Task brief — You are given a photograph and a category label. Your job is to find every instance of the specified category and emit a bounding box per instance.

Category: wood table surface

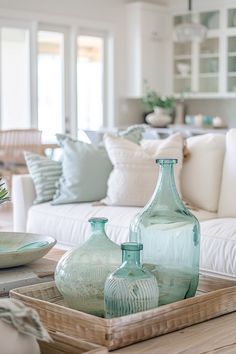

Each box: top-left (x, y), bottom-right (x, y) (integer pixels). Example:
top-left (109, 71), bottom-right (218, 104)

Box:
top-left (19, 248), bottom-right (236, 354)
top-left (114, 311), bottom-right (236, 353)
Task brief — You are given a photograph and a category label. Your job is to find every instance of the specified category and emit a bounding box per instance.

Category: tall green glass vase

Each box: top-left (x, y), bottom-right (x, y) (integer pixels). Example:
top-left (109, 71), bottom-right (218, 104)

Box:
top-left (104, 242), bottom-right (159, 318)
top-left (55, 217), bottom-right (121, 317)
top-left (129, 159), bottom-right (200, 306)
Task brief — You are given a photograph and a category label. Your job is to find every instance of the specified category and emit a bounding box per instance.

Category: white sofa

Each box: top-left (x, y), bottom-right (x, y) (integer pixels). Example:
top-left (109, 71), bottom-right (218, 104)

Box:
top-left (12, 129), bottom-right (236, 280)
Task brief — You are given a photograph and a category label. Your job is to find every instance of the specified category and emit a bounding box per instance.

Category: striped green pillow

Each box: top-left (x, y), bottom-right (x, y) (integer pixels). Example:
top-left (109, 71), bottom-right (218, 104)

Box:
top-left (24, 151), bottom-right (62, 204)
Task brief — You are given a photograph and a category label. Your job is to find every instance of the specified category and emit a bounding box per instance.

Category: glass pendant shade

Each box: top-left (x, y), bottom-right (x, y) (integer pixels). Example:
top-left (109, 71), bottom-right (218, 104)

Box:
top-left (174, 23), bottom-right (207, 43)
top-left (104, 242), bottom-right (159, 318)
top-left (55, 217), bottom-right (121, 317)
top-left (173, 0), bottom-right (207, 43)
top-left (129, 159), bottom-right (200, 306)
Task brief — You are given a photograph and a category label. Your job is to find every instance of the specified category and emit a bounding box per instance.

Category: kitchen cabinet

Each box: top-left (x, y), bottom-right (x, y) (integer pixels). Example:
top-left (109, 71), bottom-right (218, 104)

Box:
top-left (172, 5), bottom-right (236, 97)
top-left (125, 2), bottom-right (171, 98)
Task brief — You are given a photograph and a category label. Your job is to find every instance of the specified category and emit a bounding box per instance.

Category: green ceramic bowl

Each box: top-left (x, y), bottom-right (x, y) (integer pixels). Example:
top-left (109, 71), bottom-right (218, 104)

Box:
top-left (0, 232), bottom-right (56, 268)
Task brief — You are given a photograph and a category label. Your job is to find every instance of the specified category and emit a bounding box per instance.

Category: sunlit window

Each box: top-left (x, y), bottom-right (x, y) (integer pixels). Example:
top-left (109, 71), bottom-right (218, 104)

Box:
top-left (77, 35), bottom-right (104, 130)
top-left (1, 27), bottom-right (30, 129)
top-left (38, 31), bottom-right (64, 142)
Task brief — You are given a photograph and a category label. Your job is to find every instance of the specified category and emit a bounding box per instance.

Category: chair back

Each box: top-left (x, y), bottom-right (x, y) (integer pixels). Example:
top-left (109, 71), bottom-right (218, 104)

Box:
top-left (0, 129), bottom-right (42, 165)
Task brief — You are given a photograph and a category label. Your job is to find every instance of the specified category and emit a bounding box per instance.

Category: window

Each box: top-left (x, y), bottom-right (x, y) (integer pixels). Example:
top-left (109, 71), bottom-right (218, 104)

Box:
top-left (77, 35), bottom-right (104, 130)
top-left (0, 16), bottom-right (113, 137)
top-left (38, 30), bottom-right (64, 142)
top-left (1, 27), bottom-right (30, 129)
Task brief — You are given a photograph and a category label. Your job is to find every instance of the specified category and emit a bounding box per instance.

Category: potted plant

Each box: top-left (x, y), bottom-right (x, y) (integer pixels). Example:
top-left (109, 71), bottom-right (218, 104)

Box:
top-left (142, 84), bottom-right (175, 127)
top-left (0, 177), bottom-right (9, 205)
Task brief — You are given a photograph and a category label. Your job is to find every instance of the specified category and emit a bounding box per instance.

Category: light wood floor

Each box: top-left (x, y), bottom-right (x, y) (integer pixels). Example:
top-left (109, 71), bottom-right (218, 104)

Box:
top-left (0, 202), bottom-right (13, 231)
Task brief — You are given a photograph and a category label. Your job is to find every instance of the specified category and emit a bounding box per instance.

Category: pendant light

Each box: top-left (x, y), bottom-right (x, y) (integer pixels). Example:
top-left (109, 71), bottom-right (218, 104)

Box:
top-left (174, 0), bottom-right (207, 43)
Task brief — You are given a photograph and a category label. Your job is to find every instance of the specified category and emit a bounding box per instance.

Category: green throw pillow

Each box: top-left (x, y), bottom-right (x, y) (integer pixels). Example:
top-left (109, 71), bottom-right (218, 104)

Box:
top-left (52, 125), bottom-right (145, 205)
top-left (24, 151), bottom-right (62, 204)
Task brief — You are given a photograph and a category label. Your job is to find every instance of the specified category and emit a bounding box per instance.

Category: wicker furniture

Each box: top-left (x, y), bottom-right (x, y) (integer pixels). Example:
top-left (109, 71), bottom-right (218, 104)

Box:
top-left (0, 129), bottom-right (42, 188)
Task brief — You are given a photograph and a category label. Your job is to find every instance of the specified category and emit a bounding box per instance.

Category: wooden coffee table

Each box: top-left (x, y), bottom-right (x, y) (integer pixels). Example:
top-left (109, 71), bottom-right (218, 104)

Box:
top-left (114, 311), bottom-right (236, 353)
top-left (0, 248), bottom-right (64, 297)
top-left (6, 248), bottom-right (236, 353)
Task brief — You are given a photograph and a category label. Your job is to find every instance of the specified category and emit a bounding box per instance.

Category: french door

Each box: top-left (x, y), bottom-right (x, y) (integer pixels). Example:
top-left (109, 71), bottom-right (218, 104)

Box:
top-left (0, 19), bottom-right (111, 141)
top-left (0, 20), bottom-right (32, 130)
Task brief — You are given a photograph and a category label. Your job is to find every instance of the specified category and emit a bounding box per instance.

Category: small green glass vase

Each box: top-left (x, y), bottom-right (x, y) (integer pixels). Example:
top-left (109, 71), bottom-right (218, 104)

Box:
top-left (55, 217), bottom-right (121, 317)
top-left (104, 242), bottom-right (159, 318)
top-left (129, 159), bottom-right (200, 306)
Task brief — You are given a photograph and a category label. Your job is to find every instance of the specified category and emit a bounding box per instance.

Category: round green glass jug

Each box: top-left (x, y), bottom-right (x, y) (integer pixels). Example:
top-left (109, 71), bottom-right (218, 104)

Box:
top-left (104, 242), bottom-right (159, 318)
top-left (55, 217), bottom-right (121, 317)
top-left (129, 159), bottom-right (200, 306)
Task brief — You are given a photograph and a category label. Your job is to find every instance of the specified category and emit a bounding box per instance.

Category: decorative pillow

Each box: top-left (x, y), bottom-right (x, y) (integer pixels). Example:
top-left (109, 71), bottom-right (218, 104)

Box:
top-left (102, 133), bottom-right (184, 207)
top-left (52, 140), bottom-right (112, 204)
top-left (52, 125), bottom-right (145, 205)
top-left (218, 129), bottom-right (236, 217)
top-left (24, 151), bottom-right (62, 204)
top-left (181, 134), bottom-right (225, 213)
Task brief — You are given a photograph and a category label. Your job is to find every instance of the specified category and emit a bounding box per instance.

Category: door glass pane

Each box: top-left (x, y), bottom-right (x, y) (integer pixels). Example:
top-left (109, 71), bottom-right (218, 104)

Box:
top-left (200, 11), bottom-right (219, 29)
top-left (1, 27), bottom-right (30, 129)
top-left (77, 35), bottom-right (104, 130)
top-left (227, 37), bottom-right (236, 92)
top-left (173, 14), bottom-right (192, 26)
top-left (228, 9), bottom-right (236, 28)
top-left (38, 31), bottom-right (64, 142)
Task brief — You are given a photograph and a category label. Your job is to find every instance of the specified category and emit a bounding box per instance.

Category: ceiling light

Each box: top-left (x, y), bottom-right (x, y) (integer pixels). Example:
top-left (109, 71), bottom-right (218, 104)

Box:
top-left (173, 0), bottom-right (207, 43)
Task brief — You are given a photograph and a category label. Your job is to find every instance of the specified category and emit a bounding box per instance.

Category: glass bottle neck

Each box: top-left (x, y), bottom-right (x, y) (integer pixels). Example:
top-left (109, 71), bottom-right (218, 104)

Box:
top-left (122, 249), bottom-right (141, 267)
top-left (152, 161), bottom-right (183, 209)
top-left (90, 222), bottom-right (106, 232)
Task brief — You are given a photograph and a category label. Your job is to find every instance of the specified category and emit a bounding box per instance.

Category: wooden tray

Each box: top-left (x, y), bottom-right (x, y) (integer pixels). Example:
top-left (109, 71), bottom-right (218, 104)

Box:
top-left (10, 275), bottom-right (236, 351)
top-left (39, 331), bottom-right (108, 354)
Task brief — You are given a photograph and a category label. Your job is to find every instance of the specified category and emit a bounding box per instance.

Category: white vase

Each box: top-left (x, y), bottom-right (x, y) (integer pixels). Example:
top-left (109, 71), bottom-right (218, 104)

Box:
top-left (146, 107), bottom-right (172, 128)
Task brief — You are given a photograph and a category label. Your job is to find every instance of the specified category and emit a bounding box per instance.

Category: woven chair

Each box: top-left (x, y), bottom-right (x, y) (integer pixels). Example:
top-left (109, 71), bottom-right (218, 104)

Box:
top-left (0, 129), bottom-right (42, 189)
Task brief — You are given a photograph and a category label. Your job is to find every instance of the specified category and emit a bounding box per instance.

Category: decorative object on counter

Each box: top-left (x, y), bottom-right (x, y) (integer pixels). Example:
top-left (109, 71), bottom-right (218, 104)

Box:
top-left (0, 232), bottom-right (56, 269)
top-left (173, 0), bottom-right (207, 43)
top-left (212, 116), bottom-right (224, 128)
top-left (142, 82), bottom-right (175, 127)
top-left (194, 114), bottom-right (204, 127)
top-left (145, 107), bottom-right (172, 128)
top-left (55, 217), bottom-right (121, 317)
top-left (130, 158), bottom-right (200, 306)
top-left (185, 114), bottom-right (215, 127)
top-left (174, 99), bottom-right (186, 125)
top-left (104, 242), bottom-right (159, 318)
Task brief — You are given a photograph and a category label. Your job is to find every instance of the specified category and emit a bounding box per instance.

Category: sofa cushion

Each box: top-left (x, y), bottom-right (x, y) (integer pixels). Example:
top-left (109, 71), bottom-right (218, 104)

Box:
top-left (218, 129), bottom-right (236, 217)
top-left (27, 201), bottom-right (236, 279)
top-left (27, 202), bottom-right (140, 247)
top-left (200, 218), bottom-right (236, 278)
top-left (102, 133), bottom-right (184, 207)
top-left (52, 126), bottom-right (145, 205)
top-left (24, 152), bottom-right (62, 204)
top-left (26, 202), bottom-right (216, 248)
top-left (181, 134), bottom-right (225, 213)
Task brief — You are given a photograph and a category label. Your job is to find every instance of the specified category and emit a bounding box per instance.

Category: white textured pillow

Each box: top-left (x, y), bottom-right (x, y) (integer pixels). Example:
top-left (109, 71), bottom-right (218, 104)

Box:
top-left (218, 129), bottom-right (236, 217)
top-left (181, 133), bottom-right (225, 213)
top-left (103, 133), bottom-right (184, 207)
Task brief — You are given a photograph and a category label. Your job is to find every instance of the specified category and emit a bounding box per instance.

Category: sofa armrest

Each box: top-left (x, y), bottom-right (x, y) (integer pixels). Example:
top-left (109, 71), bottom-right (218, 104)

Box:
top-left (12, 175), bottom-right (36, 232)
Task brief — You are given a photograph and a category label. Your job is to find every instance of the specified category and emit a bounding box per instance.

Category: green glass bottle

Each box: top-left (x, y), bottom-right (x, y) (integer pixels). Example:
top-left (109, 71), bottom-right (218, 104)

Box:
top-left (129, 159), bottom-right (200, 306)
top-left (104, 242), bottom-right (159, 318)
top-left (55, 217), bottom-right (121, 317)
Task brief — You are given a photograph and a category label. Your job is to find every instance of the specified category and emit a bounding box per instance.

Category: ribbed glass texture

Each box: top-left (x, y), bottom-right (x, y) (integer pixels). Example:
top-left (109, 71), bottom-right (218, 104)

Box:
top-left (55, 217), bottom-right (121, 317)
top-left (129, 159), bottom-right (200, 306)
top-left (104, 242), bottom-right (159, 318)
